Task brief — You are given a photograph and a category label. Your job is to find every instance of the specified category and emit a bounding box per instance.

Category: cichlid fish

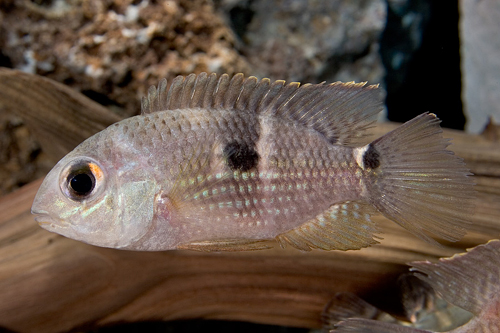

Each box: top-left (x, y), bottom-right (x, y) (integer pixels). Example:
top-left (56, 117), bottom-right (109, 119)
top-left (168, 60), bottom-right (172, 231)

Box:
top-left (322, 274), bottom-right (472, 331)
top-left (332, 239), bottom-right (500, 332)
top-left (31, 73), bottom-right (475, 251)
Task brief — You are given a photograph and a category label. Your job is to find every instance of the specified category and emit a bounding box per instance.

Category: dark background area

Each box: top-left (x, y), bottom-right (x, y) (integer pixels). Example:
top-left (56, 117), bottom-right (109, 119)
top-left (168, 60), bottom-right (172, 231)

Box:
top-left (381, 0), bottom-right (464, 129)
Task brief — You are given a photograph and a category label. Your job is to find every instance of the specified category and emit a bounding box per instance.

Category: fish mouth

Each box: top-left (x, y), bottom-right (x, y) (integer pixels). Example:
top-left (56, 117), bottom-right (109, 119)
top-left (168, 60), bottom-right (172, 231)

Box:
top-left (32, 210), bottom-right (63, 228)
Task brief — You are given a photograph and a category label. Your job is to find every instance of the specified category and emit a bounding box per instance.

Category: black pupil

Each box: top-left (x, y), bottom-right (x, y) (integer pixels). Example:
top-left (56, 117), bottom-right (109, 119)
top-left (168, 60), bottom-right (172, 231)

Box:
top-left (70, 173), bottom-right (94, 195)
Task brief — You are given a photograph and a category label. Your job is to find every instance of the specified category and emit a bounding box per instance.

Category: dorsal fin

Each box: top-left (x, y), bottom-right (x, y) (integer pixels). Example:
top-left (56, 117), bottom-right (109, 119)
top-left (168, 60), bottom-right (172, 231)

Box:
top-left (141, 73), bottom-right (383, 145)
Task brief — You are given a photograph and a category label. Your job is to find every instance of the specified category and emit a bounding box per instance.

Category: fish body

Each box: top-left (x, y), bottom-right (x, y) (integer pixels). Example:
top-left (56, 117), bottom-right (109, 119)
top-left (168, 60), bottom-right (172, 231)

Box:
top-left (322, 276), bottom-right (473, 332)
top-left (332, 240), bottom-right (500, 333)
top-left (31, 73), bottom-right (475, 251)
top-left (398, 274), bottom-right (472, 331)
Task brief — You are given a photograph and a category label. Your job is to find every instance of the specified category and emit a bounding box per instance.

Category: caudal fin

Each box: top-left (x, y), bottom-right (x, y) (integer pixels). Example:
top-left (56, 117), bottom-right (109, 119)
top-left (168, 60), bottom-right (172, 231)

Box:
top-left (367, 113), bottom-right (475, 244)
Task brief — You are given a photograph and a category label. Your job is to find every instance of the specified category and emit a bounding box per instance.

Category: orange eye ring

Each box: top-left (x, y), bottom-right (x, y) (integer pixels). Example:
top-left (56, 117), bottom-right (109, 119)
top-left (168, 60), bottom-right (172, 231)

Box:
top-left (60, 158), bottom-right (106, 202)
top-left (88, 162), bottom-right (104, 183)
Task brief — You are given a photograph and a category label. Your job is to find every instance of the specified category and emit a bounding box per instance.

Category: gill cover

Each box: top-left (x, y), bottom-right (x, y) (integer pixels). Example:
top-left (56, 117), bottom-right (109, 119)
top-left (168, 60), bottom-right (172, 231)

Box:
top-left (32, 146), bottom-right (157, 249)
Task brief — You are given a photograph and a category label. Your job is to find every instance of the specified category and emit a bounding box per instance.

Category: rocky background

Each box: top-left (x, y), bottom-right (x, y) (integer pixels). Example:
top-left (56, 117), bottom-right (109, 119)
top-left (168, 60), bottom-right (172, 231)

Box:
top-left (0, 1), bottom-right (499, 332)
top-left (0, 0), bottom-right (497, 192)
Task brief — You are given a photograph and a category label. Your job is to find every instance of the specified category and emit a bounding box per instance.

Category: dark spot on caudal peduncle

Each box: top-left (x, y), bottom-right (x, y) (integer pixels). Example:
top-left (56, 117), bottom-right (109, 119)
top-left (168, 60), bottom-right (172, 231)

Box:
top-left (363, 144), bottom-right (380, 169)
top-left (223, 140), bottom-right (259, 172)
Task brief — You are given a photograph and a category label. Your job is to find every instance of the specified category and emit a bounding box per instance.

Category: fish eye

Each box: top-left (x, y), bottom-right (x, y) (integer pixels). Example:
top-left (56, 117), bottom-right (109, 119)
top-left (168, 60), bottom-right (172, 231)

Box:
top-left (68, 170), bottom-right (95, 197)
top-left (60, 159), bottom-right (105, 201)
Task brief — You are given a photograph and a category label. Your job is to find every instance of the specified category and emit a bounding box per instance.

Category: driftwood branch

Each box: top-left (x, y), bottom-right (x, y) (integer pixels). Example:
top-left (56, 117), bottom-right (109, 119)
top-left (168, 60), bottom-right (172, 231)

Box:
top-left (0, 69), bottom-right (498, 333)
top-left (0, 177), bottom-right (496, 333)
top-left (0, 68), bottom-right (121, 161)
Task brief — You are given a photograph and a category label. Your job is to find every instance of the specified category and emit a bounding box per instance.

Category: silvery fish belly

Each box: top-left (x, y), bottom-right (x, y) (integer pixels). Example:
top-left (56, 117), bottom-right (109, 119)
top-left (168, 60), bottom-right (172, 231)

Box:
top-left (31, 73), bottom-right (475, 251)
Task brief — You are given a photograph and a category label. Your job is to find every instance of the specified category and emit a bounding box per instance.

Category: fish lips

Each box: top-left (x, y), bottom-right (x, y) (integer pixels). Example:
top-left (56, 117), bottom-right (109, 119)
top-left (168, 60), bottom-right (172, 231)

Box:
top-left (32, 208), bottom-right (70, 231)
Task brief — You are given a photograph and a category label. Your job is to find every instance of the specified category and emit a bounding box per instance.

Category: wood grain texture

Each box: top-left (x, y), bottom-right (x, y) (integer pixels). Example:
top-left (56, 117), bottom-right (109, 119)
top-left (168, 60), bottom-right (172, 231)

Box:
top-left (0, 68), bottom-right (121, 161)
top-left (0, 124), bottom-right (498, 333)
top-left (0, 69), bottom-right (498, 332)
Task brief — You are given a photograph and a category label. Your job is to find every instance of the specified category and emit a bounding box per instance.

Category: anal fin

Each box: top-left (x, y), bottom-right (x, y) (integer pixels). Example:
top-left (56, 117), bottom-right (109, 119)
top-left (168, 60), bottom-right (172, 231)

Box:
top-left (276, 201), bottom-right (380, 251)
top-left (177, 238), bottom-right (274, 252)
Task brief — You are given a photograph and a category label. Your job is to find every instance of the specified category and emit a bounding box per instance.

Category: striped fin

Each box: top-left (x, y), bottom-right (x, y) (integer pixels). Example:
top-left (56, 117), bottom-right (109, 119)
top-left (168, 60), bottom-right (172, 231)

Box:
top-left (276, 201), bottom-right (380, 251)
top-left (141, 73), bottom-right (383, 145)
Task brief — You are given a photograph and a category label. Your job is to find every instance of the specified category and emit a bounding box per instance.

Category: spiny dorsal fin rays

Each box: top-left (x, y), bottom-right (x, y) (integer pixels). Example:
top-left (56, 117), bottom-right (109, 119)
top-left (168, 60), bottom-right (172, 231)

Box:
top-left (203, 73), bottom-right (220, 108)
top-left (141, 73), bottom-right (383, 146)
top-left (189, 72), bottom-right (208, 108)
top-left (235, 75), bottom-right (258, 110)
top-left (166, 75), bottom-right (185, 110)
top-left (223, 73), bottom-right (244, 109)
top-left (255, 78), bottom-right (286, 112)
top-left (213, 73), bottom-right (230, 108)
top-left (141, 77), bottom-right (167, 114)
top-left (179, 73), bottom-right (197, 108)
top-left (246, 77), bottom-right (271, 111)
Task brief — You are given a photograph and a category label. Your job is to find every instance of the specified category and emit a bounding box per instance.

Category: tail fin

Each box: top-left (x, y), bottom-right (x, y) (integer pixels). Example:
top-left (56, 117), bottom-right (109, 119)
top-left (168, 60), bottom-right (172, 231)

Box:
top-left (366, 113), bottom-right (475, 244)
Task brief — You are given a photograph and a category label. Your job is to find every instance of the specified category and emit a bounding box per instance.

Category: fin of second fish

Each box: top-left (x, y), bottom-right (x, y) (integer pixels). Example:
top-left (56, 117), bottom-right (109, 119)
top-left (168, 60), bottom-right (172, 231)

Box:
top-left (366, 112), bottom-right (475, 244)
top-left (275, 201), bottom-right (380, 251)
top-left (398, 273), bottom-right (438, 324)
top-left (333, 319), bottom-right (431, 332)
top-left (332, 241), bottom-right (500, 333)
top-left (322, 292), bottom-right (400, 328)
top-left (410, 240), bottom-right (500, 332)
top-left (398, 273), bottom-right (472, 330)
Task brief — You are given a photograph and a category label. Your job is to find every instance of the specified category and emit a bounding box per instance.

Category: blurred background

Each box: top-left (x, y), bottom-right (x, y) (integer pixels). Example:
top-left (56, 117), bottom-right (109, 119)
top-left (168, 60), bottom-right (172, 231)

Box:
top-left (0, 0), bottom-right (498, 331)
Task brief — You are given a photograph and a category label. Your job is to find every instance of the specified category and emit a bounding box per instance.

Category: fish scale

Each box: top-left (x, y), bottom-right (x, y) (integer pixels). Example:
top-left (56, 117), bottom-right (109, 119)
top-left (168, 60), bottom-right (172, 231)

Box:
top-left (113, 107), bottom-right (367, 241)
top-left (32, 73), bottom-right (475, 252)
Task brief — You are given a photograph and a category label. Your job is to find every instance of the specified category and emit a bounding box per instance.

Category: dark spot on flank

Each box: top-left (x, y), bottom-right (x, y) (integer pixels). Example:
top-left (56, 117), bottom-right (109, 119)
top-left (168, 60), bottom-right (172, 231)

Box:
top-left (363, 144), bottom-right (380, 169)
top-left (223, 141), bottom-right (259, 172)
